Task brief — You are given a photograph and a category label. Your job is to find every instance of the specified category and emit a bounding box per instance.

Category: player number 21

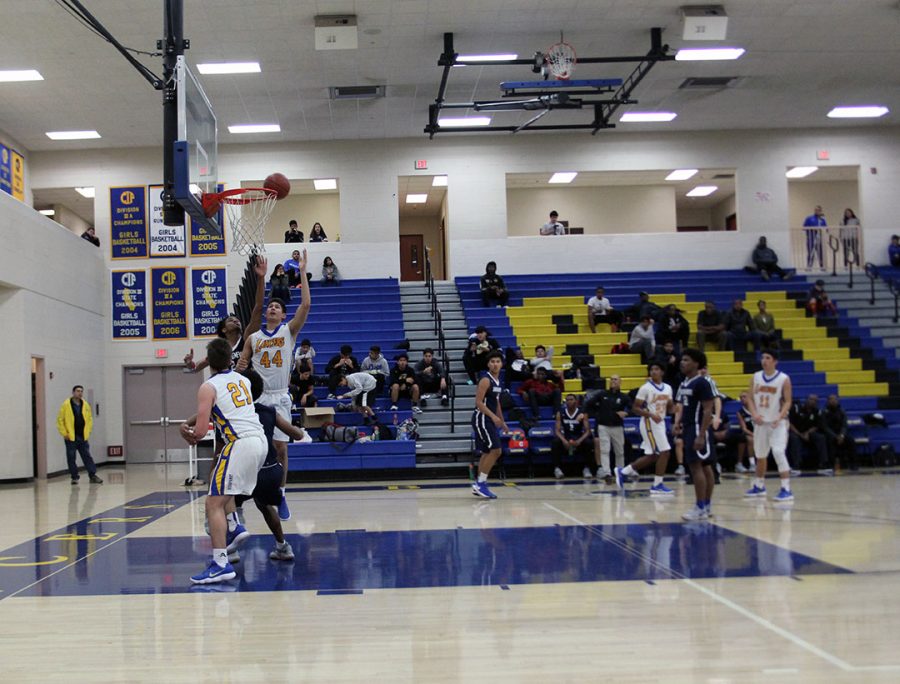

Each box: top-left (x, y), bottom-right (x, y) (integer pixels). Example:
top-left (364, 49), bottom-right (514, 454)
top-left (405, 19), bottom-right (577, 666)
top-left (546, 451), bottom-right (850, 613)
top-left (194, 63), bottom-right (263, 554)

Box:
top-left (259, 350), bottom-right (282, 369)
top-left (227, 381), bottom-right (253, 408)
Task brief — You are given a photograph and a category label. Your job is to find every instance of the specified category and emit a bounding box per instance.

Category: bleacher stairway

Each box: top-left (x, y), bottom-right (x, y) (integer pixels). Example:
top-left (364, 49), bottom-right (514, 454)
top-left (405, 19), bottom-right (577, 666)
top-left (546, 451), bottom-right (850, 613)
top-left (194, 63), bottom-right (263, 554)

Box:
top-left (399, 282), bottom-right (473, 460)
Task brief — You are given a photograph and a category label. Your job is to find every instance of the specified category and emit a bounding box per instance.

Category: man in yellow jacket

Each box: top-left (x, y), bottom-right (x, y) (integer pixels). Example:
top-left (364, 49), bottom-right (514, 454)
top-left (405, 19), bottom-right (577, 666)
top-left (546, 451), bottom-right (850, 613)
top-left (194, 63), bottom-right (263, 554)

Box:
top-left (56, 385), bottom-right (102, 484)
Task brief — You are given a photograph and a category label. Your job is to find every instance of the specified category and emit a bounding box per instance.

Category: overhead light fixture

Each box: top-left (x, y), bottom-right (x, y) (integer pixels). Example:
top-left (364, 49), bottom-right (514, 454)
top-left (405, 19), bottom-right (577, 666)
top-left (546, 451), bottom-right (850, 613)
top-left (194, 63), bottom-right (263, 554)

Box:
top-left (0, 69), bottom-right (44, 82)
top-left (39, 209), bottom-right (55, 216)
top-left (189, 184), bottom-right (202, 195)
top-left (785, 166), bottom-right (818, 179)
top-left (665, 169), bottom-right (698, 181)
top-left (549, 172), bottom-right (578, 184)
top-left (675, 48), bottom-right (745, 61)
top-left (619, 112), bottom-right (677, 122)
top-left (406, 194), bottom-right (428, 204)
top-left (75, 187), bottom-right (95, 198)
top-left (196, 62), bottom-right (261, 75)
top-left (827, 106), bottom-right (889, 119)
top-left (456, 53), bottom-right (518, 62)
top-left (438, 116), bottom-right (492, 127)
top-left (686, 185), bottom-right (718, 197)
top-left (46, 130), bottom-right (101, 140)
top-left (227, 124), bottom-right (281, 134)
top-left (313, 178), bottom-right (337, 190)
top-left (432, 176), bottom-right (448, 187)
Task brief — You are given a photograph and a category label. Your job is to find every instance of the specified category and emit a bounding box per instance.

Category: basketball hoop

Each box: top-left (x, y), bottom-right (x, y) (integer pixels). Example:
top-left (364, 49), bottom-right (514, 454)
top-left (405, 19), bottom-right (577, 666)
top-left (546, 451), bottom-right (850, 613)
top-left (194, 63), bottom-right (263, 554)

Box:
top-left (202, 187), bottom-right (277, 255)
top-left (545, 36), bottom-right (577, 80)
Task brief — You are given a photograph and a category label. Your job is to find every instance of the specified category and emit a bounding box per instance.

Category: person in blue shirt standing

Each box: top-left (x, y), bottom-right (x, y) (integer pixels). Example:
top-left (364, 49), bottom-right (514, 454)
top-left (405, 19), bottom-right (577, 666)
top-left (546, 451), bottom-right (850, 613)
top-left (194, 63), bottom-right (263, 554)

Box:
top-left (674, 349), bottom-right (716, 521)
top-left (802, 205), bottom-right (827, 270)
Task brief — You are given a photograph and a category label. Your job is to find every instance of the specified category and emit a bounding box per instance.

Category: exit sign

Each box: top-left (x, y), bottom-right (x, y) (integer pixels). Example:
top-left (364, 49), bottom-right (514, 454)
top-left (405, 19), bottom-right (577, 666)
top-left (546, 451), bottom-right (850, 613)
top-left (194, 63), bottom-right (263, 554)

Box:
top-left (155, 348), bottom-right (168, 359)
top-left (414, 159), bottom-right (428, 170)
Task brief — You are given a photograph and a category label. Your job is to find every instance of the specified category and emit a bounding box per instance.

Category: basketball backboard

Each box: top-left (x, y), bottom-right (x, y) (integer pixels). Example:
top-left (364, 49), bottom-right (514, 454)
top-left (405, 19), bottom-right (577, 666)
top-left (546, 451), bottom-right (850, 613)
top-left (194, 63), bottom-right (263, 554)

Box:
top-left (171, 56), bottom-right (220, 235)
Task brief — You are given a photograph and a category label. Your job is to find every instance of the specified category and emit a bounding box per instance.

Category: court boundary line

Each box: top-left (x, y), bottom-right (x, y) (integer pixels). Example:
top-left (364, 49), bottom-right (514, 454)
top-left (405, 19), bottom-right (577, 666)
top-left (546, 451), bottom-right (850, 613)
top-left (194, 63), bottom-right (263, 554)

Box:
top-left (542, 502), bottom-right (869, 673)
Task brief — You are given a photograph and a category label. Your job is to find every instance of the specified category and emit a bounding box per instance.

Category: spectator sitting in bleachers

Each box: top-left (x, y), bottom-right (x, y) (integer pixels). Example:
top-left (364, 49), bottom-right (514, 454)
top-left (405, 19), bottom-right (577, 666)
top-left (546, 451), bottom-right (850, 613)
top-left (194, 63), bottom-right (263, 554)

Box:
top-left (789, 394), bottom-right (829, 474)
top-left (284, 219), bottom-right (303, 243)
top-left (624, 291), bottom-right (661, 325)
top-left (722, 299), bottom-right (753, 351)
top-left (504, 347), bottom-right (533, 386)
top-left (552, 394), bottom-right (595, 479)
top-left (807, 280), bottom-right (837, 317)
top-left (310, 222), bottom-right (328, 242)
top-left (628, 315), bottom-right (656, 363)
top-left (655, 304), bottom-right (689, 353)
top-left (389, 353), bottom-right (421, 413)
top-left (480, 261), bottom-right (509, 307)
top-left (752, 300), bottom-right (778, 350)
top-left (289, 361), bottom-right (317, 409)
top-left (294, 338), bottom-right (316, 374)
top-left (81, 226), bottom-right (100, 247)
top-left (821, 394), bottom-right (857, 471)
top-left (321, 256), bottom-right (341, 286)
top-left (890, 234), bottom-right (900, 267)
top-left (696, 301), bottom-right (725, 351)
top-left (269, 263), bottom-right (292, 304)
top-left (463, 326), bottom-right (500, 383)
top-left (415, 347), bottom-right (448, 407)
top-left (587, 286), bottom-right (622, 332)
top-left (654, 340), bottom-right (681, 390)
top-left (326, 344), bottom-right (360, 398)
top-left (518, 367), bottom-right (562, 420)
top-left (750, 236), bottom-right (789, 281)
top-left (284, 249), bottom-right (304, 287)
top-left (360, 345), bottom-right (389, 395)
top-left (336, 372), bottom-right (376, 420)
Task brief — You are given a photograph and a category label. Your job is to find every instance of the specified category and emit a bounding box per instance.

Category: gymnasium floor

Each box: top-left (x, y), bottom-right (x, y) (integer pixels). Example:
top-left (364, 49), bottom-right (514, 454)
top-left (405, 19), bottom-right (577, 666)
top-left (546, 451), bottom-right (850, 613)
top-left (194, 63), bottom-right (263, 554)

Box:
top-left (2, 466), bottom-right (899, 683)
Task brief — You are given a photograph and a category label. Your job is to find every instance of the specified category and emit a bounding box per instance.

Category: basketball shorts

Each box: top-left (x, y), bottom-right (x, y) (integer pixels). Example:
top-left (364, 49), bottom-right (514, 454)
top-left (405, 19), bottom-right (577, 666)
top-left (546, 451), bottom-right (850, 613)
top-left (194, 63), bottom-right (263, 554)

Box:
top-left (472, 412), bottom-right (500, 453)
top-left (259, 390), bottom-right (292, 441)
top-left (639, 417), bottom-right (671, 455)
top-left (208, 433), bottom-right (267, 497)
top-left (234, 462), bottom-right (283, 509)
top-left (753, 420), bottom-right (788, 460)
top-left (682, 427), bottom-right (715, 465)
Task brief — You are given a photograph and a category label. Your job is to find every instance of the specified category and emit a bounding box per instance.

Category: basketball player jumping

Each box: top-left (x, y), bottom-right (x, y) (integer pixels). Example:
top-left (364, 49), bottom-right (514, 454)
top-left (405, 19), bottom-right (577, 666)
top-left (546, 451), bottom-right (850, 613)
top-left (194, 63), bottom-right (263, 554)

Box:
top-left (744, 349), bottom-right (794, 501)
top-left (238, 249), bottom-right (310, 521)
top-left (471, 351), bottom-right (509, 499)
top-left (616, 362), bottom-right (675, 496)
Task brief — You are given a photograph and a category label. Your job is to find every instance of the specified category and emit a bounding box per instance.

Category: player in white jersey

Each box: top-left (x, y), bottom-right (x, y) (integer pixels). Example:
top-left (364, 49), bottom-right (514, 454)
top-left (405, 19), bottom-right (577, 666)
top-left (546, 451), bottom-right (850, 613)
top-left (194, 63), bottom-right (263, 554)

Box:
top-left (744, 349), bottom-right (794, 502)
top-left (190, 338), bottom-right (267, 584)
top-left (238, 249), bottom-right (310, 521)
top-left (615, 362), bottom-right (675, 496)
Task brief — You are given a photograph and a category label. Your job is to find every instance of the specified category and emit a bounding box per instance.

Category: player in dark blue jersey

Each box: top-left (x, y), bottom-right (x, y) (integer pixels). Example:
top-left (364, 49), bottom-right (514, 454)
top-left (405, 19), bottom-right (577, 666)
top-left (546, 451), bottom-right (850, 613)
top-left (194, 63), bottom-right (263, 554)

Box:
top-left (673, 348), bottom-right (716, 521)
top-left (471, 351), bottom-right (508, 499)
top-left (553, 394), bottom-right (594, 479)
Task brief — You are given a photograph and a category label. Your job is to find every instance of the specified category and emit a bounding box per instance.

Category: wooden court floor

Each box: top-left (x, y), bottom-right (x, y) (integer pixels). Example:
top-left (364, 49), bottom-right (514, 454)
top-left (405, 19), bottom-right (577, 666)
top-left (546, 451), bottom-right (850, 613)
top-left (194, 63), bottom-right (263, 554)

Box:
top-left (1, 465), bottom-right (899, 683)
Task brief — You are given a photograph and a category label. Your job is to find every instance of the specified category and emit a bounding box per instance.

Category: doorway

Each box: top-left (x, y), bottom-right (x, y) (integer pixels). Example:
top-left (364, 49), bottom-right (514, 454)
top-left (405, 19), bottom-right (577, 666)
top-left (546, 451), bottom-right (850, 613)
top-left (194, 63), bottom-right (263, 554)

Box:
top-left (399, 234), bottom-right (425, 281)
top-left (122, 365), bottom-right (203, 463)
top-left (31, 357), bottom-right (47, 479)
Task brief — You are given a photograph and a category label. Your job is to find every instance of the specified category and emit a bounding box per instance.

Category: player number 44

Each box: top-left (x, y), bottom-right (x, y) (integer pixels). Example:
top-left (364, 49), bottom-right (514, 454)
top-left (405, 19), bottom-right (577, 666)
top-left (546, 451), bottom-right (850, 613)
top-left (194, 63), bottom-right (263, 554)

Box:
top-left (259, 350), bottom-right (282, 369)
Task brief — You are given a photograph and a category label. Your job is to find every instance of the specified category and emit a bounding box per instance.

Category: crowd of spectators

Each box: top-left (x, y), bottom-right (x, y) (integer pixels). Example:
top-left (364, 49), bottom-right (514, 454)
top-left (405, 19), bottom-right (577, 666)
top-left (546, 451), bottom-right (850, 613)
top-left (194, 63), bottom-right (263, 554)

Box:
top-left (283, 220), bottom-right (330, 243)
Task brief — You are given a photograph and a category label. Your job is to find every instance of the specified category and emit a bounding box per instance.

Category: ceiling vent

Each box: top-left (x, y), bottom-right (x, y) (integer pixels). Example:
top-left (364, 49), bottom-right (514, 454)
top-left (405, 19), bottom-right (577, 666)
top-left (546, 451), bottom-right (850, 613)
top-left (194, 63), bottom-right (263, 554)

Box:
top-left (712, 173), bottom-right (735, 179)
top-left (679, 76), bottom-right (738, 89)
top-left (329, 85), bottom-right (385, 100)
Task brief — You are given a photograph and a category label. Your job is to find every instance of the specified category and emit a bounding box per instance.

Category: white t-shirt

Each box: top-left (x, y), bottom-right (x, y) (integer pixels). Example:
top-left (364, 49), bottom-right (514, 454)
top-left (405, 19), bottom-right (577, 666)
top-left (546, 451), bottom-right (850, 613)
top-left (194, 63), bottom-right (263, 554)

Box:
top-left (635, 380), bottom-right (673, 420)
top-left (540, 221), bottom-right (565, 236)
top-left (587, 296), bottom-right (612, 315)
top-left (752, 370), bottom-right (790, 423)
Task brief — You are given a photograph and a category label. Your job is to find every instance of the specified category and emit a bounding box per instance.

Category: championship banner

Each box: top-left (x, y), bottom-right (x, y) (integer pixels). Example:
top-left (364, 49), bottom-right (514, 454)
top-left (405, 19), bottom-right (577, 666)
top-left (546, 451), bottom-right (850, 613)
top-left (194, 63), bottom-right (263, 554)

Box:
top-left (0, 144), bottom-right (10, 196)
top-left (151, 267), bottom-right (188, 340)
top-left (110, 186), bottom-right (148, 259)
top-left (148, 184), bottom-right (185, 257)
top-left (191, 267), bottom-right (228, 337)
top-left (190, 184), bottom-right (226, 256)
top-left (11, 150), bottom-right (24, 201)
top-left (111, 269), bottom-right (147, 340)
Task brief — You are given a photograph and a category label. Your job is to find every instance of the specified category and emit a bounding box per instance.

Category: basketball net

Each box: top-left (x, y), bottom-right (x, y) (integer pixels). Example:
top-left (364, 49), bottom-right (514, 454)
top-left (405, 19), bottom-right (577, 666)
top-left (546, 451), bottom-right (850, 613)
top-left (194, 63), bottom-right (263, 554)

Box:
top-left (545, 34), bottom-right (577, 80)
top-left (205, 188), bottom-right (277, 255)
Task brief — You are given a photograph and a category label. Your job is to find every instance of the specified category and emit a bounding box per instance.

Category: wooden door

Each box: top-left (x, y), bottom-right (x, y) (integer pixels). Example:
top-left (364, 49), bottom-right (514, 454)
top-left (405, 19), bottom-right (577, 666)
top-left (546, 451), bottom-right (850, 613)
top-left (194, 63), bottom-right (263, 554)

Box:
top-left (400, 234), bottom-right (425, 282)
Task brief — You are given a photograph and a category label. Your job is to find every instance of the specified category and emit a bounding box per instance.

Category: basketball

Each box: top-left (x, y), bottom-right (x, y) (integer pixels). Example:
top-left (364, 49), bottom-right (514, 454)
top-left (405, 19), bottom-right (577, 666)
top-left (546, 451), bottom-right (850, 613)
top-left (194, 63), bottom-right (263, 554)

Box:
top-left (264, 172), bottom-right (290, 199)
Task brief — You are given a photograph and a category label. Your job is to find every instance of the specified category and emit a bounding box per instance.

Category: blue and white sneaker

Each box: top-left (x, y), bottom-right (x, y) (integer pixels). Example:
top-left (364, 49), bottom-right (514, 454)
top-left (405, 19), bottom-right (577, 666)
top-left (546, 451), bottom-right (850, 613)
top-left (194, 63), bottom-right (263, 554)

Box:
top-left (682, 505), bottom-right (708, 521)
top-left (744, 485), bottom-right (767, 498)
top-left (190, 560), bottom-right (236, 584)
top-left (614, 467), bottom-right (626, 489)
top-left (773, 488), bottom-right (794, 502)
top-left (278, 494), bottom-right (291, 521)
top-left (472, 481), bottom-right (497, 499)
top-left (649, 483), bottom-right (675, 497)
top-left (225, 524), bottom-right (250, 553)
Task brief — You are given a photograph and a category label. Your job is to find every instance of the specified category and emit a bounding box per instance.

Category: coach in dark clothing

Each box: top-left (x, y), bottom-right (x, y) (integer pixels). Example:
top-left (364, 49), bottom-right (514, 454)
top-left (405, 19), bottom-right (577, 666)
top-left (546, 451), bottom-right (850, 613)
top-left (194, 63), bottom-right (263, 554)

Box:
top-left (722, 299), bottom-right (754, 351)
top-left (655, 304), bottom-right (690, 352)
top-left (820, 394), bottom-right (856, 470)
top-left (583, 375), bottom-right (630, 478)
top-left (751, 237), bottom-right (788, 281)
top-left (789, 395), bottom-right (829, 471)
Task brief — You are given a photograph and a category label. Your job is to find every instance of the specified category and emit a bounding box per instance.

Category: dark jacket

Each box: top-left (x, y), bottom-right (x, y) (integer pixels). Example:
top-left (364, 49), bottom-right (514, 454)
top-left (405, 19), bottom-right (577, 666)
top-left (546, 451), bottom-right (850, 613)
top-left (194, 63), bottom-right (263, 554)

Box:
top-left (480, 273), bottom-right (506, 292)
top-left (752, 246), bottom-right (778, 267)
top-left (284, 229), bottom-right (304, 243)
top-left (325, 354), bottom-right (359, 377)
top-left (656, 311), bottom-right (690, 345)
top-left (820, 405), bottom-right (848, 440)
top-left (389, 364), bottom-right (416, 387)
top-left (583, 389), bottom-right (629, 427)
top-left (723, 308), bottom-right (753, 334)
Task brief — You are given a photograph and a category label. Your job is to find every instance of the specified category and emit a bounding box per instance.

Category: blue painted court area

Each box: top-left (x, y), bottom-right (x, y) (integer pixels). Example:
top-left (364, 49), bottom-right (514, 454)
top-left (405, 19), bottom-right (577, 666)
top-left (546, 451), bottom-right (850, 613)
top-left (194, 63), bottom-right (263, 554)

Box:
top-left (9, 521), bottom-right (849, 598)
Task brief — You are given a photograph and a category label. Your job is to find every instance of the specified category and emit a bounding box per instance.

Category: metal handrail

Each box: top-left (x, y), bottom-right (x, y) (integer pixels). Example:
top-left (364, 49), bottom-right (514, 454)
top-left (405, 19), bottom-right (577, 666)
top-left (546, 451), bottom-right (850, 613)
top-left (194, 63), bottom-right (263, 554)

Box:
top-left (423, 249), bottom-right (457, 432)
top-left (890, 279), bottom-right (900, 324)
top-left (864, 263), bottom-right (879, 305)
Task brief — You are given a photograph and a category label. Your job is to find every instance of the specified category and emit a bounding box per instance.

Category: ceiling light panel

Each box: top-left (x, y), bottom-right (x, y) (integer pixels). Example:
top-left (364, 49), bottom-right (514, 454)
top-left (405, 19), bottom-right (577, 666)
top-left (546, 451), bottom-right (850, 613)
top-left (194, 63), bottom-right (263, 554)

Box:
top-left (549, 172), bottom-right (578, 184)
top-left (196, 62), bottom-right (261, 74)
top-left (406, 194), bottom-right (428, 203)
top-left (827, 106), bottom-right (889, 119)
top-left (686, 185), bottom-right (718, 197)
top-left (665, 169), bottom-right (698, 181)
top-left (46, 130), bottom-right (101, 140)
top-left (0, 69), bottom-right (43, 82)
top-left (785, 167), bottom-right (818, 178)
top-left (619, 112), bottom-right (677, 122)
top-left (228, 124), bottom-right (281, 133)
top-left (313, 179), bottom-right (338, 190)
